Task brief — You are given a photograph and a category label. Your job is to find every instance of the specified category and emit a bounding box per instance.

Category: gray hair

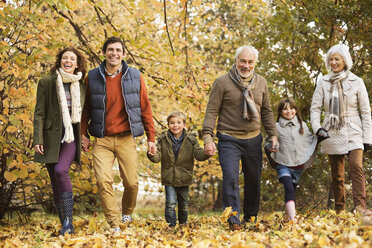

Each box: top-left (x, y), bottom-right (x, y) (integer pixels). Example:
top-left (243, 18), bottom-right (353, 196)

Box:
top-left (325, 44), bottom-right (353, 72)
top-left (235, 45), bottom-right (259, 62)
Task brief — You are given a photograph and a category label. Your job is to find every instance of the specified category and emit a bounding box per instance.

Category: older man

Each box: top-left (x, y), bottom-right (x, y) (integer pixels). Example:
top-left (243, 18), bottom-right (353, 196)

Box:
top-left (203, 45), bottom-right (278, 230)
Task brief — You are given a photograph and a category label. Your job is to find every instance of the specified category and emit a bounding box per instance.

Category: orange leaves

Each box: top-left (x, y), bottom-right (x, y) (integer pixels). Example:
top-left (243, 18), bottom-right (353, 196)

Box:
top-left (38, 34), bottom-right (47, 43)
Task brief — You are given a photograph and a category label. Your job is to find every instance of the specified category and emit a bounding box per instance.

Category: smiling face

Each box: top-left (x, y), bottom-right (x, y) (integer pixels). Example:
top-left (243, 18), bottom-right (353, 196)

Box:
top-left (329, 52), bottom-right (346, 73)
top-left (60, 51), bottom-right (78, 74)
top-left (168, 116), bottom-right (185, 138)
top-left (236, 48), bottom-right (256, 78)
top-left (103, 42), bottom-right (124, 71)
top-left (281, 103), bottom-right (297, 121)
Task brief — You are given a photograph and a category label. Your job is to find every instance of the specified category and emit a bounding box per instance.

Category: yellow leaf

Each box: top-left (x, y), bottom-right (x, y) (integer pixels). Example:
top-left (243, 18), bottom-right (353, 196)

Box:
top-left (0, 81), bottom-right (3, 91)
top-left (318, 235), bottom-right (330, 246)
top-left (92, 186), bottom-right (98, 193)
top-left (17, 155), bottom-right (23, 163)
top-left (19, 164), bottom-right (28, 179)
top-left (24, 186), bottom-right (32, 194)
top-left (220, 206), bottom-right (238, 223)
top-left (6, 126), bottom-right (18, 133)
top-left (3, 148), bottom-right (9, 154)
top-left (4, 171), bottom-right (18, 182)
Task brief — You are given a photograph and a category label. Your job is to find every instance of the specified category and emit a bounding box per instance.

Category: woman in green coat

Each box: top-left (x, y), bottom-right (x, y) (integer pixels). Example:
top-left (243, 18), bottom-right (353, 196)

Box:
top-left (33, 47), bottom-right (87, 235)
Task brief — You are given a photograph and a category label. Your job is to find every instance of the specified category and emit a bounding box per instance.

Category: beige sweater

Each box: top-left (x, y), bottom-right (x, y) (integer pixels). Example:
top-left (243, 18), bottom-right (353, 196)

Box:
top-left (203, 69), bottom-right (277, 141)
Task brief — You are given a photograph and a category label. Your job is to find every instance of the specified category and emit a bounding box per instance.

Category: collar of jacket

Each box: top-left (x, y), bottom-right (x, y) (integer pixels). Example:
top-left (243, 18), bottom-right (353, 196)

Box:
top-left (322, 71), bottom-right (358, 81)
top-left (159, 129), bottom-right (190, 142)
top-left (98, 60), bottom-right (129, 78)
top-left (279, 116), bottom-right (299, 128)
top-left (228, 64), bottom-right (256, 91)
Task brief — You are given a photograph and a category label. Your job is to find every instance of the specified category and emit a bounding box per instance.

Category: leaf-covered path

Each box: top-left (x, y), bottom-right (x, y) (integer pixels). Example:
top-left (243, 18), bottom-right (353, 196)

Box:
top-left (1, 210), bottom-right (371, 247)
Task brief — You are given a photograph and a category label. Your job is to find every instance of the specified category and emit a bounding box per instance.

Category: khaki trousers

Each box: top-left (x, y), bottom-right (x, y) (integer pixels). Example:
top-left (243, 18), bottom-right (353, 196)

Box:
top-left (93, 135), bottom-right (138, 228)
top-left (328, 149), bottom-right (366, 211)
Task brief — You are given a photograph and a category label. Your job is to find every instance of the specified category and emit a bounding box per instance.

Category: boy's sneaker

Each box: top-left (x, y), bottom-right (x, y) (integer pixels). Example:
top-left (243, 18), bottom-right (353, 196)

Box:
top-left (122, 214), bottom-right (132, 224)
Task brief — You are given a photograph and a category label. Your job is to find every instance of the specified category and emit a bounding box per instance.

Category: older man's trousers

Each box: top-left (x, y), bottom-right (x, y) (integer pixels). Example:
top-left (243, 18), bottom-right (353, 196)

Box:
top-left (217, 133), bottom-right (263, 225)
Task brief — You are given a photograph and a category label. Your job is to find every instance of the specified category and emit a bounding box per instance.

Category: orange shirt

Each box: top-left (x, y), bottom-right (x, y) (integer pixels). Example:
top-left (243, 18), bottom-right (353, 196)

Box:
top-left (81, 71), bottom-right (155, 142)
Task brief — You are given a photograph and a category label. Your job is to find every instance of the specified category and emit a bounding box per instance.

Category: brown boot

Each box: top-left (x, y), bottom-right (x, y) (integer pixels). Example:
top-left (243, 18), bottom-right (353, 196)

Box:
top-left (229, 224), bottom-right (241, 231)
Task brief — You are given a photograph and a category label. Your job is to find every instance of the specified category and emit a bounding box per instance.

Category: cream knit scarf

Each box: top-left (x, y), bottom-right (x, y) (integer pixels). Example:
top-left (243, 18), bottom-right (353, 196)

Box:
top-left (56, 68), bottom-right (82, 143)
top-left (329, 70), bottom-right (349, 129)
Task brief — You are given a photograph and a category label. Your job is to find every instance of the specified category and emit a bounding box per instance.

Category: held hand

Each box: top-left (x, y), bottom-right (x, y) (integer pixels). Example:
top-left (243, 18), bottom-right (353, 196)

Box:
top-left (148, 141), bottom-right (157, 156)
top-left (269, 136), bottom-right (279, 153)
top-left (204, 142), bottom-right (216, 156)
top-left (81, 135), bottom-right (91, 152)
top-left (316, 128), bottom-right (330, 143)
top-left (316, 128), bottom-right (329, 138)
top-left (34, 144), bottom-right (44, 155)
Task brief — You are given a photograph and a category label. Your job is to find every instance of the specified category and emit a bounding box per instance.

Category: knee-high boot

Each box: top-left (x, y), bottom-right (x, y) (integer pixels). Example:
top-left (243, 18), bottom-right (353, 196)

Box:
top-left (55, 198), bottom-right (64, 225)
top-left (60, 191), bottom-right (74, 235)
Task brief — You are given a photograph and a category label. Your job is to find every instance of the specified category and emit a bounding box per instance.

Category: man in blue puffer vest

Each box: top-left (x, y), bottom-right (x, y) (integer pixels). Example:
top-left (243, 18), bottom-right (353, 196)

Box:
top-left (81, 37), bottom-right (156, 231)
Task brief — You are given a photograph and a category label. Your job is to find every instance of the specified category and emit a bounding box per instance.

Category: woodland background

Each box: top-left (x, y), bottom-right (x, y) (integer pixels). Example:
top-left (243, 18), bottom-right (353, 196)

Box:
top-left (0, 0), bottom-right (371, 225)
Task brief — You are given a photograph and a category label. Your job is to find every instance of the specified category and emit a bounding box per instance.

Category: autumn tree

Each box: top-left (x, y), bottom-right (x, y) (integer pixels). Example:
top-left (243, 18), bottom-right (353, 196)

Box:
top-left (0, 0), bottom-right (370, 219)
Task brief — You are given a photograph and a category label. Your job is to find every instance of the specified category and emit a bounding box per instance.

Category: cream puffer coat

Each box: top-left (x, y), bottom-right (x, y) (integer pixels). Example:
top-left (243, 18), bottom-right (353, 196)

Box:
top-left (310, 72), bottom-right (372, 155)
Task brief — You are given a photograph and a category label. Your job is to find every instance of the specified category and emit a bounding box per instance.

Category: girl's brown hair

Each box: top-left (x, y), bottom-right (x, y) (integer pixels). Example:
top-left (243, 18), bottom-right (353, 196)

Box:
top-left (51, 47), bottom-right (87, 82)
top-left (277, 98), bottom-right (304, 134)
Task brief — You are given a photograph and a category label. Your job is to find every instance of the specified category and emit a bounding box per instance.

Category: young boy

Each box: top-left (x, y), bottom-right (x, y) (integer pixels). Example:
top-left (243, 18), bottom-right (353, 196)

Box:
top-left (147, 111), bottom-right (210, 227)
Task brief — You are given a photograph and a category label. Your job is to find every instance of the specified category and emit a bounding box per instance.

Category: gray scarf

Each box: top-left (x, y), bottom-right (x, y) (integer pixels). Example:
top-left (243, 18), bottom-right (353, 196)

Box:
top-left (228, 65), bottom-right (259, 121)
top-left (329, 70), bottom-right (349, 129)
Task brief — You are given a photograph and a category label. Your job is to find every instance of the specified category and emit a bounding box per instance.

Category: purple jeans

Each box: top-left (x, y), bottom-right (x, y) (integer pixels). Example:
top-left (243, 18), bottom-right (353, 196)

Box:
top-left (47, 141), bottom-right (76, 197)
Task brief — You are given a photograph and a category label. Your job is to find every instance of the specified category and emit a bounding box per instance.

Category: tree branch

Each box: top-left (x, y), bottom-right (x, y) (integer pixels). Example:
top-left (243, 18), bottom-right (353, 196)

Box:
top-left (164, 0), bottom-right (175, 56)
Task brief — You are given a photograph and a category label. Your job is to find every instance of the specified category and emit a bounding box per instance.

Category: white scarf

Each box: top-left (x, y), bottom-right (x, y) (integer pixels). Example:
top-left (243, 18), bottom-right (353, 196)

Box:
top-left (56, 68), bottom-right (82, 143)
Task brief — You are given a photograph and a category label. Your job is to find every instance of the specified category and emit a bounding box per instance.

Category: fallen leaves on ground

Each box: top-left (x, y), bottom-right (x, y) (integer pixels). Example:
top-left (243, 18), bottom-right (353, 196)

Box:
top-left (0, 209), bottom-right (371, 247)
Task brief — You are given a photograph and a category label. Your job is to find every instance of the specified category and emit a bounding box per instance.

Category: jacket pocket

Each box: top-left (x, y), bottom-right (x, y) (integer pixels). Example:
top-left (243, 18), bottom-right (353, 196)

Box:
top-left (44, 120), bottom-right (53, 129)
top-left (161, 167), bottom-right (173, 185)
top-left (349, 118), bottom-right (362, 133)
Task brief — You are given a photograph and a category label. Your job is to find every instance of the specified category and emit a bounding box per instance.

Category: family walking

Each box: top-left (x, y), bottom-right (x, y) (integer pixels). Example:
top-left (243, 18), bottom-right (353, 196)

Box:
top-left (33, 37), bottom-right (372, 234)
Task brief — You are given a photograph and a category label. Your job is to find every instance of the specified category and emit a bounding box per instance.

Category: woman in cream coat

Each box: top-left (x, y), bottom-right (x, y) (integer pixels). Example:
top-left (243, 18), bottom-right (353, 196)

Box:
top-left (310, 44), bottom-right (372, 224)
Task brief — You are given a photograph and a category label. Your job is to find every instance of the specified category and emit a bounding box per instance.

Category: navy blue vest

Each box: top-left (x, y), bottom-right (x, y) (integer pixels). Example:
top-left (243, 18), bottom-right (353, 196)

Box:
top-left (87, 60), bottom-right (144, 138)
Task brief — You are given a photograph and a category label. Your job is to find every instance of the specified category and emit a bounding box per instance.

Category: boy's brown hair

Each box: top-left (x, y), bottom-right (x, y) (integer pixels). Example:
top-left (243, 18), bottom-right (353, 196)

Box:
top-left (167, 111), bottom-right (186, 124)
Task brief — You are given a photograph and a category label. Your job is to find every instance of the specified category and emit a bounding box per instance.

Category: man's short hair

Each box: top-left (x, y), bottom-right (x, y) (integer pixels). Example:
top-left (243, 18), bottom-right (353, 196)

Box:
top-left (167, 111), bottom-right (187, 123)
top-left (102, 36), bottom-right (125, 54)
top-left (235, 45), bottom-right (259, 62)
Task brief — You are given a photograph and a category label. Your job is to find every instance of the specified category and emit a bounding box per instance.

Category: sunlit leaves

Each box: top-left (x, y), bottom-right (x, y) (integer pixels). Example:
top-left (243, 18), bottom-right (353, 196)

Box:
top-left (1, 210), bottom-right (371, 247)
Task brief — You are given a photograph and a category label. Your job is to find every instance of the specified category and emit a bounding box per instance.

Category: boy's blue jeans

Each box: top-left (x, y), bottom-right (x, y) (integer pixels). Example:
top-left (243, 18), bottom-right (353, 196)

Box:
top-left (165, 186), bottom-right (189, 227)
